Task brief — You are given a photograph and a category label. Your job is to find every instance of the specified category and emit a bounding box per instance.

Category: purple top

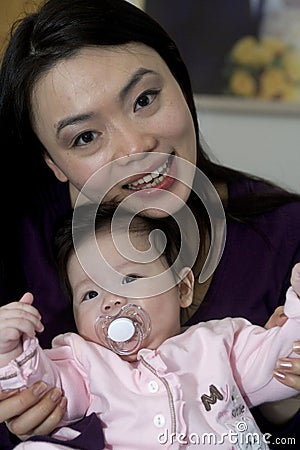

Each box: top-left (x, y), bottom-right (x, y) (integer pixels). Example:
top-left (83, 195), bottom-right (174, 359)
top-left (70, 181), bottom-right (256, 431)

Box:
top-left (1, 175), bottom-right (300, 449)
top-left (187, 180), bottom-right (300, 327)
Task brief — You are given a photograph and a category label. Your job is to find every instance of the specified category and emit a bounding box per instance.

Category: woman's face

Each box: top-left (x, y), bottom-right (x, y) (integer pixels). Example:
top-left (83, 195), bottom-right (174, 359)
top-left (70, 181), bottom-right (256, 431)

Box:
top-left (31, 43), bottom-right (197, 215)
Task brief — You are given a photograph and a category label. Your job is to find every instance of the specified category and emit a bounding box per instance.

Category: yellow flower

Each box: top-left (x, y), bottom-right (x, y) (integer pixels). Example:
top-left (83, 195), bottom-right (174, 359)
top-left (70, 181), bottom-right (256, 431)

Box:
top-left (230, 36), bottom-right (277, 67)
top-left (229, 69), bottom-right (257, 97)
top-left (282, 50), bottom-right (300, 82)
top-left (258, 67), bottom-right (291, 100)
top-left (253, 42), bottom-right (274, 66)
top-left (224, 35), bottom-right (300, 102)
top-left (230, 36), bottom-right (259, 66)
top-left (262, 37), bottom-right (288, 57)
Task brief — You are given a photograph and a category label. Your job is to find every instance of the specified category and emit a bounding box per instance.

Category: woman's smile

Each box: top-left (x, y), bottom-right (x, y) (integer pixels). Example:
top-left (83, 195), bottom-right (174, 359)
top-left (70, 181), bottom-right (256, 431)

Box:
top-left (123, 152), bottom-right (175, 191)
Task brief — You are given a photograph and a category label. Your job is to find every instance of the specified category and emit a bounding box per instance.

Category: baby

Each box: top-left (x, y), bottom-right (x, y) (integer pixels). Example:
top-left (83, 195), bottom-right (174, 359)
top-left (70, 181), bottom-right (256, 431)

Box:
top-left (0, 202), bottom-right (300, 450)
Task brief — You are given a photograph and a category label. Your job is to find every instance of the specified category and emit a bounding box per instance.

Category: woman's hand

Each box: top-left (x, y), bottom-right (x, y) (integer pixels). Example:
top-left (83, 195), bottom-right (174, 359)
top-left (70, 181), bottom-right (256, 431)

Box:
top-left (273, 342), bottom-right (300, 394)
top-left (0, 382), bottom-right (67, 440)
top-left (268, 264), bottom-right (300, 393)
top-left (265, 306), bottom-right (300, 393)
top-left (262, 301), bottom-right (300, 424)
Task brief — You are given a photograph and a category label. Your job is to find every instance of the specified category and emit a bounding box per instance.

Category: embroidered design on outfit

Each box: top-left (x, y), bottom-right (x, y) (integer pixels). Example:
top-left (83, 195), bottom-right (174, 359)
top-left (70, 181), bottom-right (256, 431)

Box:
top-left (201, 384), bottom-right (224, 411)
top-left (0, 349), bottom-right (37, 381)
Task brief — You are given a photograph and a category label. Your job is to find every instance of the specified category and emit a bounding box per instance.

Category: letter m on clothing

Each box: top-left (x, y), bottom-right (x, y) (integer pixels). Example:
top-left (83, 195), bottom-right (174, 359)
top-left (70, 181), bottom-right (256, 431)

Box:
top-left (201, 384), bottom-right (224, 411)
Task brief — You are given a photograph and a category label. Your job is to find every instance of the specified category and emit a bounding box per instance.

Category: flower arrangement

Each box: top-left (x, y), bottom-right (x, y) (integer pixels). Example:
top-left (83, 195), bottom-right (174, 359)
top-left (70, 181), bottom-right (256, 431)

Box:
top-left (223, 35), bottom-right (300, 102)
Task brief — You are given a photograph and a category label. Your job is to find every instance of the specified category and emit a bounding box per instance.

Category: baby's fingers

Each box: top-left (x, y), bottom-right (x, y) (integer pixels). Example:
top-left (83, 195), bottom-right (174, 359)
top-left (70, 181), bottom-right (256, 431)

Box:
top-left (19, 292), bottom-right (34, 305)
top-left (2, 317), bottom-right (43, 339)
top-left (1, 301), bottom-right (42, 325)
top-left (291, 263), bottom-right (300, 297)
top-left (264, 306), bottom-right (287, 329)
top-left (0, 306), bottom-right (44, 335)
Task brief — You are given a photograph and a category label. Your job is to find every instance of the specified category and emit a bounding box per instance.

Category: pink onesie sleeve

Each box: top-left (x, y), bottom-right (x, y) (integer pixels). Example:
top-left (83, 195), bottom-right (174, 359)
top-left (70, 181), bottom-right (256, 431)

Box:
top-left (230, 287), bottom-right (300, 407)
top-left (0, 332), bottom-right (91, 425)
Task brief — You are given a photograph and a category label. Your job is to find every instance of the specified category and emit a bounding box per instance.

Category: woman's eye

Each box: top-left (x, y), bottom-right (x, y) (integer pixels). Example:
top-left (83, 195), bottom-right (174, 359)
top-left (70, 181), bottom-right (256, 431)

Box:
top-left (83, 290), bottom-right (99, 301)
top-left (73, 131), bottom-right (97, 147)
top-left (134, 90), bottom-right (159, 112)
top-left (122, 274), bottom-right (141, 285)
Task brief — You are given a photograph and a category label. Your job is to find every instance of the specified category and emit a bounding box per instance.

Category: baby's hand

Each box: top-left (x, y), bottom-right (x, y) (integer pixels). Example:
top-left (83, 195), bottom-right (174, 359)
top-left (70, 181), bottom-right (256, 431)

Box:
top-left (291, 263), bottom-right (300, 298)
top-left (264, 306), bottom-right (287, 329)
top-left (0, 293), bottom-right (44, 356)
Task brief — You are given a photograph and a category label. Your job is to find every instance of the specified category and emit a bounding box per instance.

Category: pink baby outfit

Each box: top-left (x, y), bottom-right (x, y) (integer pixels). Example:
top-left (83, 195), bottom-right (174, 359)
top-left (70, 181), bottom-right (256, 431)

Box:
top-left (1, 287), bottom-right (300, 450)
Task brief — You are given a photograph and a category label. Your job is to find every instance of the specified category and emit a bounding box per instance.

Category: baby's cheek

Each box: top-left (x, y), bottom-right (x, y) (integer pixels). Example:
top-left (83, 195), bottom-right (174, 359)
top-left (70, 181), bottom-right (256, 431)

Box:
top-left (78, 322), bottom-right (98, 343)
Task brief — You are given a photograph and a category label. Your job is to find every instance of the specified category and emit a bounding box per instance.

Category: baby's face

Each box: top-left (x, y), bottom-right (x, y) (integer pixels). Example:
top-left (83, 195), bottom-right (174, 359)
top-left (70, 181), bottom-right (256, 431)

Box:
top-left (68, 227), bottom-right (193, 361)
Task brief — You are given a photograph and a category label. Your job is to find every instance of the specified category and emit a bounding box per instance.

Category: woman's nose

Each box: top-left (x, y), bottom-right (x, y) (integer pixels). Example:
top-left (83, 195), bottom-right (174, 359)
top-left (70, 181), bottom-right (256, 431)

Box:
top-left (112, 123), bottom-right (158, 164)
top-left (102, 296), bottom-right (127, 314)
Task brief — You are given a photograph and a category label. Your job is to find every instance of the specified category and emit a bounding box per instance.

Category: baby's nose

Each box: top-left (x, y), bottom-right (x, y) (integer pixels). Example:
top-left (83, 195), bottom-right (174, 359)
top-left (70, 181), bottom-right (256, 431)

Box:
top-left (102, 296), bottom-right (127, 314)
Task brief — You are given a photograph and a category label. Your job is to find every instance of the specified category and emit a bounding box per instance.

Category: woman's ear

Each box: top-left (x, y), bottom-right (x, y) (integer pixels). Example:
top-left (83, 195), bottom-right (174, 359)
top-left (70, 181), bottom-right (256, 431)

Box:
top-left (44, 153), bottom-right (68, 182)
top-left (178, 267), bottom-right (194, 308)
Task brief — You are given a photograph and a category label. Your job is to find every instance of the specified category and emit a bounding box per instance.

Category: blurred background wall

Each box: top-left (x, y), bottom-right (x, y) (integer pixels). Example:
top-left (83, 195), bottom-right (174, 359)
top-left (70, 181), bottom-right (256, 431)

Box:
top-left (0, 1), bottom-right (43, 54)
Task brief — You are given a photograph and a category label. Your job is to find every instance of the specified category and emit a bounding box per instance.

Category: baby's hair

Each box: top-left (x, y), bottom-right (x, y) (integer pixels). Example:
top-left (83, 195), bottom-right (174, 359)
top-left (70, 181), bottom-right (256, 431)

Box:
top-left (54, 202), bottom-right (192, 301)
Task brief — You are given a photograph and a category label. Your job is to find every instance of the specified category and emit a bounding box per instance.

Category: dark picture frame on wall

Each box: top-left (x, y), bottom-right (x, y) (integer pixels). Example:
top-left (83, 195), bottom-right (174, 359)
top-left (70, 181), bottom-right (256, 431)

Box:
top-left (145, 0), bottom-right (264, 96)
top-left (144, 0), bottom-right (300, 111)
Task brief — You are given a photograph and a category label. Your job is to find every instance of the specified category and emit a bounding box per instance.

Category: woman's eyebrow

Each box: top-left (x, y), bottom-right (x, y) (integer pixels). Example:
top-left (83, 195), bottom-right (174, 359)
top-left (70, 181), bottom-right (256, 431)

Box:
top-left (119, 67), bottom-right (157, 102)
top-left (56, 112), bottom-right (95, 138)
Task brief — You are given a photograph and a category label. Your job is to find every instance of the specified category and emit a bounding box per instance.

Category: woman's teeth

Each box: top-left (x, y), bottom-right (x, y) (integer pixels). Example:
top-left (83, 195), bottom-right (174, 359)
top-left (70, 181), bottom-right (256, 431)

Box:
top-left (126, 154), bottom-right (173, 190)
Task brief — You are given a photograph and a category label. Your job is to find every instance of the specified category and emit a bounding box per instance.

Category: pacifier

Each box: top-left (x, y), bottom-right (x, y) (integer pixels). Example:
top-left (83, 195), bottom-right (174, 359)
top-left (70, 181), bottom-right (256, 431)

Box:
top-left (95, 304), bottom-right (151, 356)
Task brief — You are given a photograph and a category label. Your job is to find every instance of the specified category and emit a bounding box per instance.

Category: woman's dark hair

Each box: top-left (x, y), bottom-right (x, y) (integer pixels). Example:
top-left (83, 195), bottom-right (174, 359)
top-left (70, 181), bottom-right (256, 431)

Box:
top-left (0, 0), bottom-right (299, 286)
top-left (54, 202), bottom-right (187, 301)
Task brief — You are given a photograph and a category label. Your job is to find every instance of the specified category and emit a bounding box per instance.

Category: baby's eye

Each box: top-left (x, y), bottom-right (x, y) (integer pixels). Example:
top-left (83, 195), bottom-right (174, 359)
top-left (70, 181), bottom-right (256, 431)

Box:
top-left (122, 274), bottom-right (142, 285)
top-left (134, 90), bottom-right (159, 112)
top-left (83, 290), bottom-right (99, 301)
top-left (73, 131), bottom-right (98, 147)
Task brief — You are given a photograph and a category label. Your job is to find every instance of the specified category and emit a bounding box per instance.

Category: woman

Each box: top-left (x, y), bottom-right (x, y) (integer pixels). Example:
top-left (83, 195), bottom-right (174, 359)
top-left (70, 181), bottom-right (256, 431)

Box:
top-left (0, 0), bottom-right (300, 448)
